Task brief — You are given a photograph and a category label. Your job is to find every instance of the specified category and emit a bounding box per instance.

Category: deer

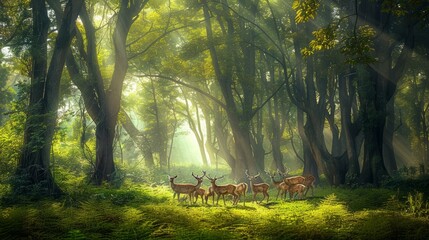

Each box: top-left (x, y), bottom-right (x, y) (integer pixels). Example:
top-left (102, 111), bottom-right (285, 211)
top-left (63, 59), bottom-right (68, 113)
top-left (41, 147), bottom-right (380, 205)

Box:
top-left (233, 182), bottom-right (248, 205)
top-left (168, 171), bottom-right (206, 204)
top-left (266, 171), bottom-right (287, 200)
top-left (285, 183), bottom-right (306, 201)
top-left (204, 186), bottom-right (215, 204)
top-left (194, 186), bottom-right (215, 204)
top-left (278, 168), bottom-right (315, 197)
top-left (245, 170), bottom-right (270, 204)
top-left (194, 188), bottom-right (207, 204)
top-left (206, 175), bottom-right (238, 205)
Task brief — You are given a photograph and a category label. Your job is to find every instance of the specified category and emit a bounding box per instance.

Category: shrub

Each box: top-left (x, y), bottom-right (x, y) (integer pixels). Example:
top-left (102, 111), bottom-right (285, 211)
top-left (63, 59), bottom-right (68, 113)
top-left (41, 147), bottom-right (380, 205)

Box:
top-left (405, 191), bottom-right (429, 218)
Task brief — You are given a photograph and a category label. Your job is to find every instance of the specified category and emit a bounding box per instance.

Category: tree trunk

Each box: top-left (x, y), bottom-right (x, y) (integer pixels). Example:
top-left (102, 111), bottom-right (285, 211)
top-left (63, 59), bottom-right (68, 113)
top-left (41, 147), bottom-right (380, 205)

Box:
top-left (297, 109), bottom-right (319, 181)
top-left (339, 72), bottom-right (361, 183)
top-left (213, 110), bottom-right (235, 169)
top-left (264, 61), bottom-right (286, 172)
top-left (78, 0), bottom-right (146, 184)
top-left (356, 0), bottom-right (415, 185)
top-left (202, 106), bottom-right (217, 166)
top-left (16, 0), bottom-right (82, 196)
top-left (183, 96), bottom-right (209, 166)
top-left (358, 69), bottom-right (389, 185)
top-left (383, 98), bottom-right (397, 174)
top-left (92, 120), bottom-right (116, 184)
top-left (120, 109), bottom-right (154, 168)
top-left (202, 1), bottom-right (259, 180)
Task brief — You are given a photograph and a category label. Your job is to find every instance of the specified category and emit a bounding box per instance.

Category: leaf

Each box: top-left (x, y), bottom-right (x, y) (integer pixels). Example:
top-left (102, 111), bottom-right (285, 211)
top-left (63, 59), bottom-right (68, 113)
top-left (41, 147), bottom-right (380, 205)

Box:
top-left (292, 0), bottom-right (321, 23)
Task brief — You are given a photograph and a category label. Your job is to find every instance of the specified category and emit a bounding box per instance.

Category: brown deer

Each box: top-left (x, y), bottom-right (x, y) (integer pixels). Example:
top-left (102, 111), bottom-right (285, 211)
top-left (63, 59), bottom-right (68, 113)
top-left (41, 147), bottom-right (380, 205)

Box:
top-left (168, 171), bottom-right (206, 203)
top-left (194, 188), bottom-right (206, 204)
top-left (204, 186), bottom-right (215, 204)
top-left (194, 187), bottom-right (216, 204)
top-left (245, 170), bottom-right (270, 203)
top-left (302, 175), bottom-right (315, 196)
top-left (285, 183), bottom-right (306, 200)
top-left (266, 171), bottom-right (287, 200)
top-left (233, 182), bottom-right (248, 205)
top-left (206, 175), bottom-right (238, 205)
top-left (278, 168), bottom-right (315, 197)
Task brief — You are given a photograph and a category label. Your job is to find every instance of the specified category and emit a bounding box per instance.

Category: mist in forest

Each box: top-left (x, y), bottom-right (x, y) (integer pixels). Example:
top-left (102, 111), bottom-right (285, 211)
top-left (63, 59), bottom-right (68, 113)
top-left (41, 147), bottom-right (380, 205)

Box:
top-left (1, 0), bottom-right (429, 239)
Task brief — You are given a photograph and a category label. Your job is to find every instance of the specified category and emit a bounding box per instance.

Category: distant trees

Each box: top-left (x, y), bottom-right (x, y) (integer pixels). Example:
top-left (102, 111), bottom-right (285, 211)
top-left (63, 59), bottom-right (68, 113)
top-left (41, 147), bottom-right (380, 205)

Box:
top-left (287, 0), bottom-right (429, 185)
top-left (2, 0), bottom-right (429, 195)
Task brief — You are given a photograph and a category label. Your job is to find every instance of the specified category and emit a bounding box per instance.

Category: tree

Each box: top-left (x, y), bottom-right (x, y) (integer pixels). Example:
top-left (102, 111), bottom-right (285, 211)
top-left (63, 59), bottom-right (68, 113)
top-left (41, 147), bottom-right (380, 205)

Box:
top-left (61, 0), bottom-right (148, 184)
top-left (202, 0), bottom-right (261, 180)
top-left (15, 0), bottom-right (82, 196)
top-left (289, 0), bottom-right (428, 185)
top-left (356, 0), bottom-right (422, 185)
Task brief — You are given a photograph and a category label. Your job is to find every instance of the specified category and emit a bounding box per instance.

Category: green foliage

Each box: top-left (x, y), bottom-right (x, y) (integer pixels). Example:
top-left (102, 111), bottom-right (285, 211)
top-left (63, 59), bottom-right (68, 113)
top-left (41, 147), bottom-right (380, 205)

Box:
top-left (405, 191), bottom-right (429, 218)
top-left (2, 177), bottom-right (429, 240)
top-left (292, 0), bottom-right (321, 23)
top-left (340, 26), bottom-right (377, 65)
top-left (302, 24), bottom-right (337, 56)
top-left (0, 80), bottom-right (26, 184)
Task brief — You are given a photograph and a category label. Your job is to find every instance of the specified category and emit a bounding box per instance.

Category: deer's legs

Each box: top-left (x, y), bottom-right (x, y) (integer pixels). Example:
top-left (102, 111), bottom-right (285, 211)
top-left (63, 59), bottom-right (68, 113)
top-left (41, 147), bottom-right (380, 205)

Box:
top-left (276, 189), bottom-right (281, 200)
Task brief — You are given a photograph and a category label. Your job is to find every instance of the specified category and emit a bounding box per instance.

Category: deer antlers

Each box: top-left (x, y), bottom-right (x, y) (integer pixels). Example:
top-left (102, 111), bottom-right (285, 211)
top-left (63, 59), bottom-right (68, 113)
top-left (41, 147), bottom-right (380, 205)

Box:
top-left (192, 170), bottom-right (206, 180)
top-left (205, 174), bottom-right (237, 205)
top-left (168, 170), bottom-right (206, 204)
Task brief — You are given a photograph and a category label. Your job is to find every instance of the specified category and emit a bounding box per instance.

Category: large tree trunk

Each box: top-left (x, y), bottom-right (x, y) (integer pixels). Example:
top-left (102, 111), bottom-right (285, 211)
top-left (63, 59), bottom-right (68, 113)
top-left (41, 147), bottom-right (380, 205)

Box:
top-left (357, 0), bottom-right (415, 185)
top-left (383, 98), bottom-right (397, 174)
top-left (339, 72), bottom-right (361, 183)
top-left (264, 60), bottom-right (286, 173)
top-left (251, 119), bottom-right (266, 172)
top-left (297, 109), bottom-right (319, 181)
top-left (202, 1), bottom-right (259, 180)
top-left (16, 0), bottom-right (81, 196)
top-left (77, 0), bottom-right (146, 184)
top-left (358, 69), bottom-right (390, 185)
top-left (93, 121), bottom-right (116, 184)
top-left (229, 115), bottom-right (259, 180)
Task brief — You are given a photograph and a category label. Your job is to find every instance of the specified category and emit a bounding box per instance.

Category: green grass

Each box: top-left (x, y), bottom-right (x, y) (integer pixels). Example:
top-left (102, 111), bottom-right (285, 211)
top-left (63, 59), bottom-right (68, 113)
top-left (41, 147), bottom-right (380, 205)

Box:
top-left (1, 181), bottom-right (429, 240)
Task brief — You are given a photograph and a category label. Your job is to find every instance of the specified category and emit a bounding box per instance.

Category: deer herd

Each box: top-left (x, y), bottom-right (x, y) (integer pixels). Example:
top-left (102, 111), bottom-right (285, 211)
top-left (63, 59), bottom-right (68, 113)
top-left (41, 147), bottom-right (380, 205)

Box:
top-left (168, 169), bottom-right (315, 205)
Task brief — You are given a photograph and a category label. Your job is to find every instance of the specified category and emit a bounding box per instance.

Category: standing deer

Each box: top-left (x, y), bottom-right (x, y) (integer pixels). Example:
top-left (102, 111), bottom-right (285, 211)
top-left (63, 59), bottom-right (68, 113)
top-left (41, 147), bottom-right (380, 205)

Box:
top-left (278, 168), bottom-right (315, 197)
top-left (204, 186), bottom-right (214, 204)
top-left (285, 183), bottom-right (306, 200)
top-left (302, 175), bottom-right (315, 196)
top-left (194, 188), bottom-right (206, 204)
top-left (233, 182), bottom-right (248, 205)
top-left (206, 175), bottom-right (238, 205)
top-left (266, 171), bottom-right (287, 200)
top-left (194, 186), bottom-right (216, 204)
top-left (168, 171), bottom-right (206, 203)
top-left (245, 170), bottom-right (270, 203)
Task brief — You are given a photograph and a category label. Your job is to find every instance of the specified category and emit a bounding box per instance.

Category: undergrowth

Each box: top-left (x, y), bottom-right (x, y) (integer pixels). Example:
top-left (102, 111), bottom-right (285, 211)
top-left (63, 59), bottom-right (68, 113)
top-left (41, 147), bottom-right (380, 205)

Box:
top-left (1, 180), bottom-right (429, 240)
top-left (1, 167), bottom-right (429, 239)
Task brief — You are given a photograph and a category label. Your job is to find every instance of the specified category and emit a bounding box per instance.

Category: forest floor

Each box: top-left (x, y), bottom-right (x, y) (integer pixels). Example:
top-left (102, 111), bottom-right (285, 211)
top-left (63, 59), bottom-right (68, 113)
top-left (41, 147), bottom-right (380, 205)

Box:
top-left (1, 176), bottom-right (429, 239)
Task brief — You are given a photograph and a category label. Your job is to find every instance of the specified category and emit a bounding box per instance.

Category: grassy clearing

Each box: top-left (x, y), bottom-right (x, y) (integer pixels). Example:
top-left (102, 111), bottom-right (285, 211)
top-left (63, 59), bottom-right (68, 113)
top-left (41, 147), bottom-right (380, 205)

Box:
top-left (1, 181), bottom-right (429, 240)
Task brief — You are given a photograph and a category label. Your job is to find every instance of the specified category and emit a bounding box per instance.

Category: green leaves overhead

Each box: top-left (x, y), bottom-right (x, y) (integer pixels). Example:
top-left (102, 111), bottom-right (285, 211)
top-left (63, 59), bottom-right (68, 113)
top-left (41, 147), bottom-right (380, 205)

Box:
top-left (292, 0), bottom-right (320, 23)
top-left (301, 24), bottom-right (337, 56)
top-left (340, 26), bottom-right (376, 65)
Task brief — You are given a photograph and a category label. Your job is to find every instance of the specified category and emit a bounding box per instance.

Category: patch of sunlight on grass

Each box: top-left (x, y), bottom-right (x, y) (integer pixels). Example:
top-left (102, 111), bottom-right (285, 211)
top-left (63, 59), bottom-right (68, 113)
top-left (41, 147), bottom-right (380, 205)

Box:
top-left (3, 182), bottom-right (429, 240)
top-left (315, 187), bottom-right (395, 211)
top-left (306, 194), bottom-right (350, 235)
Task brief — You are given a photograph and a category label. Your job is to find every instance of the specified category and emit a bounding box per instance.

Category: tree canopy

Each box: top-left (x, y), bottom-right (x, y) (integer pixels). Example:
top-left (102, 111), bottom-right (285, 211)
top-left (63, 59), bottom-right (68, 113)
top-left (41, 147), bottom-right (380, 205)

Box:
top-left (1, 0), bottom-right (429, 196)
